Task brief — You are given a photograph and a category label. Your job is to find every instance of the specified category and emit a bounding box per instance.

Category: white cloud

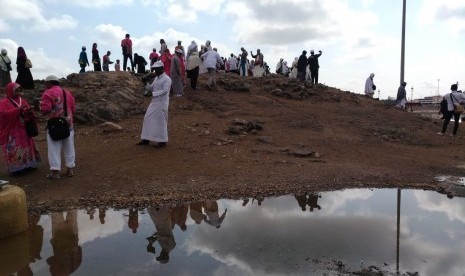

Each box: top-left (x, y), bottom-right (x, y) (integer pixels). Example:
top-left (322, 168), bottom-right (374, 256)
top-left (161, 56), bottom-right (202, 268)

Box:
top-left (69, 0), bottom-right (134, 8)
top-left (0, 0), bottom-right (78, 32)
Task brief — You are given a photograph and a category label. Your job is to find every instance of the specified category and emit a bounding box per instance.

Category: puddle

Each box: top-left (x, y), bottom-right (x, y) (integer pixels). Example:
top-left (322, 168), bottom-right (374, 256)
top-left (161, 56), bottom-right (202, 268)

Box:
top-left (1, 188), bottom-right (465, 275)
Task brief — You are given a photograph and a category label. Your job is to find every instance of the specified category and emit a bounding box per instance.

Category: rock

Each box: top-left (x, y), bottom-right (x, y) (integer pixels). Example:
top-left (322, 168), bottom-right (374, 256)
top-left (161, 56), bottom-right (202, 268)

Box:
top-left (0, 185), bottom-right (28, 239)
top-left (258, 136), bottom-right (273, 144)
top-left (290, 150), bottom-right (316, 158)
top-left (99, 122), bottom-right (123, 132)
top-left (228, 126), bottom-right (242, 135)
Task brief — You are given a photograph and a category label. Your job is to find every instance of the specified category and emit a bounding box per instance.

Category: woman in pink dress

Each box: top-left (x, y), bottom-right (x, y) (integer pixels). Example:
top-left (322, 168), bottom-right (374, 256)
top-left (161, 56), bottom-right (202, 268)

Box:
top-left (0, 82), bottom-right (41, 174)
top-left (160, 48), bottom-right (172, 77)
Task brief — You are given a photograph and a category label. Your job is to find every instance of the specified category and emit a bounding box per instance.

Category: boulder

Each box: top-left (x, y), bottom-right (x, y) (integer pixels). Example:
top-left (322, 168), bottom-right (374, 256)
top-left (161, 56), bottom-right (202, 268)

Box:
top-left (0, 185), bottom-right (28, 239)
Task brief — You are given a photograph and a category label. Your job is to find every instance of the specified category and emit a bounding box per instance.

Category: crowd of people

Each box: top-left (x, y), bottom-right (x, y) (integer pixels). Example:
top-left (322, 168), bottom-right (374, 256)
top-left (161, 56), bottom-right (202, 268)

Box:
top-left (0, 35), bottom-right (464, 179)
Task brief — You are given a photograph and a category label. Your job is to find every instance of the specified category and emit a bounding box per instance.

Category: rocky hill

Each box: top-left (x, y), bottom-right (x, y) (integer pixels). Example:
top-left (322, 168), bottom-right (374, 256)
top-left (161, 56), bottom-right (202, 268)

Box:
top-left (1, 71), bottom-right (464, 212)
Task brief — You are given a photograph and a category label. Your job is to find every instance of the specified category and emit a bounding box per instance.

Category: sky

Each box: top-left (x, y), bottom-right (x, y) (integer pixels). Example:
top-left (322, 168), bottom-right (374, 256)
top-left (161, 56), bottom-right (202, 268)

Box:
top-left (1, 0), bottom-right (465, 100)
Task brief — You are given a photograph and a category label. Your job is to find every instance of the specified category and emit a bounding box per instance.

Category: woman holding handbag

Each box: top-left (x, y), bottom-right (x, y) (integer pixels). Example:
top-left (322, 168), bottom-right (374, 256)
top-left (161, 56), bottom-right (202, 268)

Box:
top-left (0, 48), bottom-right (12, 87)
top-left (15, 46), bottom-right (34, 89)
top-left (0, 82), bottom-right (41, 174)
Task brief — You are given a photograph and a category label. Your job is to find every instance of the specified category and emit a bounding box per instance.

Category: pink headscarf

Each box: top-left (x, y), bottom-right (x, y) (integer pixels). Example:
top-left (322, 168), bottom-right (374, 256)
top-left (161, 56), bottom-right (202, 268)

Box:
top-left (5, 82), bottom-right (20, 99)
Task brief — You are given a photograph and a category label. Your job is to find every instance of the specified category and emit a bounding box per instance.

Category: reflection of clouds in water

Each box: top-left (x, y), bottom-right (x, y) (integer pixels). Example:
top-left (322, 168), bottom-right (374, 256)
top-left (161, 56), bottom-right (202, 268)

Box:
top-left (321, 189), bottom-right (374, 215)
top-left (414, 190), bottom-right (465, 223)
top-left (77, 210), bottom-right (125, 244)
top-left (185, 207), bottom-right (399, 275)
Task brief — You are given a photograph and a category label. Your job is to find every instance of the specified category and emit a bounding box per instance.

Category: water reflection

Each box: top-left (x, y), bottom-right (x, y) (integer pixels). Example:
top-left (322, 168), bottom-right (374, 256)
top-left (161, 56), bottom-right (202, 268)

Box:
top-left (1, 189), bottom-right (465, 275)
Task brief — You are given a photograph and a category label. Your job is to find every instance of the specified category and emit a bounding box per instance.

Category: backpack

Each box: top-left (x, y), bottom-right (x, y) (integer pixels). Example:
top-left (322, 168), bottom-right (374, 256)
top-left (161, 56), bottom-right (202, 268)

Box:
top-left (122, 45), bottom-right (128, 55)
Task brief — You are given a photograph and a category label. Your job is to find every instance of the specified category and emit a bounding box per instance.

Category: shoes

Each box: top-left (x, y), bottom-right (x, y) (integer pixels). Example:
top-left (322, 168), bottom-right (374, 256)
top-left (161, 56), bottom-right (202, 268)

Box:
top-left (66, 168), bottom-right (75, 177)
top-left (136, 140), bottom-right (149, 146)
top-left (437, 132), bottom-right (444, 136)
top-left (174, 94), bottom-right (183, 97)
top-left (153, 142), bottom-right (166, 148)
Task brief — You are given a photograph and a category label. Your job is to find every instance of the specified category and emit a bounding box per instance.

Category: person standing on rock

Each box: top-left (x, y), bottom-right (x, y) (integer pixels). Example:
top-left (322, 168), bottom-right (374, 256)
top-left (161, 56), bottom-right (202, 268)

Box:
top-left (121, 33), bottom-right (135, 72)
top-left (137, 61), bottom-right (172, 148)
top-left (364, 73), bottom-right (375, 98)
top-left (40, 75), bottom-right (76, 179)
top-left (438, 83), bottom-right (465, 136)
top-left (15, 47), bottom-right (34, 89)
top-left (91, 43), bottom-right (102, 71)
top-left (239, 47), bottom-right (248, 77)
top-left (297, 50), bottom-right (308, 81)
top-left (102, 51), bottom-right (114, 72)
top-left (0, 48), bottom-right (12, 87)
top-left (307, 50), bottom-right (322, 84)
top-left (78, 46), bottom-right (89, 74)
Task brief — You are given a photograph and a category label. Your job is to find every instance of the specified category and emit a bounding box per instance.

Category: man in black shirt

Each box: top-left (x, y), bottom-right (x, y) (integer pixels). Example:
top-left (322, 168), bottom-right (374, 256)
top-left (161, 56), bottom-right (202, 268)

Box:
top-left (308, 50), bottom-right (322, 84)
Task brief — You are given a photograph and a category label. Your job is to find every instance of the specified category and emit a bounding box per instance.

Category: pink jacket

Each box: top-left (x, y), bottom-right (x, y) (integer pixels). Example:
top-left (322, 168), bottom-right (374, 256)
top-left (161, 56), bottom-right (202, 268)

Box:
top-left (40, 85), bottom-right (76, 129)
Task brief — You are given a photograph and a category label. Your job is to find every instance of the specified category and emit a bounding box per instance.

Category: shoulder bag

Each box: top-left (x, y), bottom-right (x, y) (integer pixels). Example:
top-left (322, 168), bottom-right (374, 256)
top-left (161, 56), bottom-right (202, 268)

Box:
top-left (25, 58), bottom-right (32, 69)
top-left (450, 94), bottom-right (464, 114)
top-left (47, 89), bottom-right (70, 141)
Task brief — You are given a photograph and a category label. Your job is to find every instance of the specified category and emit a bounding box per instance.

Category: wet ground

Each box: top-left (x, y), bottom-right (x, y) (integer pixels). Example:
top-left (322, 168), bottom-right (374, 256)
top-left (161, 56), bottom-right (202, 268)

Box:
top-left (1, 188), bottom-right (465, 276)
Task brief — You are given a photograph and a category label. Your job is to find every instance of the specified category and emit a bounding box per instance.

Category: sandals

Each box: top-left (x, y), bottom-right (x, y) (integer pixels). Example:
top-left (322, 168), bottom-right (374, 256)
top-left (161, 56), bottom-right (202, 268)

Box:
top-left (46, 173), bottom-right (61, 180)
top-left (153, 142), bottom-right (166, 148)
top-left (66, 168), bottom-right (75, 177)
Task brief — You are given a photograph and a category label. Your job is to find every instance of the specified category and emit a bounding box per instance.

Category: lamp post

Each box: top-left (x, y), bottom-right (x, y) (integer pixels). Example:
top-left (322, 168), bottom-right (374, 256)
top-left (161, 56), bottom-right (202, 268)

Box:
top-left (437, 79), bottom-right (440, 95)
top-left (400, 0), bottom-right (406, 84)
top-left (378, 90), bottom-right (380, 99)
top-left (410, 86), bottom-right (414, 111)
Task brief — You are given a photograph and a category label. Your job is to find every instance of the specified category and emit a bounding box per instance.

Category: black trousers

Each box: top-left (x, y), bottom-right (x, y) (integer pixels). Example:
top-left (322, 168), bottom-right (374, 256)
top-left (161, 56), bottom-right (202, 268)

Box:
top-left (123, 54), bottom-right (134, 71)
top-left (188, 67), bottom-right (199, 89)
top-left (441, 110), bottom-right (461, 135)
top-left (310, 68), bottom-right (319, 84)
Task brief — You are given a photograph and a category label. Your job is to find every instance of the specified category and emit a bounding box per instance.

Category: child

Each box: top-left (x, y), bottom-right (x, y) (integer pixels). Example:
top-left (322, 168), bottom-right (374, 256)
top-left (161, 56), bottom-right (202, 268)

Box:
top-left (115, 59), bottom-right (121, 71)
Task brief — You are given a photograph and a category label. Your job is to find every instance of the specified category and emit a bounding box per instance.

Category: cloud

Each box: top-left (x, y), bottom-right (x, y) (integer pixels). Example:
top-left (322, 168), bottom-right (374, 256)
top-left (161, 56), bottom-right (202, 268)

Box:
top-left (68, 0), bottom-right (134, 8)
top-left (0, 0), bottom-right (78, 32)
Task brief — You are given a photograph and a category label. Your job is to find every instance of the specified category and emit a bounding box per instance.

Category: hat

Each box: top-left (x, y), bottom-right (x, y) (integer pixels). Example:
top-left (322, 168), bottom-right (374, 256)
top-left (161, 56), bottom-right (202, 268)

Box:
top-left (175, 49), bottom-right (183, 54)
top-left (45, 75), bottom-right (59, 82)
top-left (151, 61), bottom-right (163, 68)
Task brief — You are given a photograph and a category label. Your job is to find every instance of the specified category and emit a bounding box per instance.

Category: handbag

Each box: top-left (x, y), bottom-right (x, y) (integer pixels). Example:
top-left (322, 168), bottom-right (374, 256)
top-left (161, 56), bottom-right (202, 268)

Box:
top-left (25, 58), bottom-right (32, 69)
top-left (450, 94), bottom-right (464, 114)
top-left (9, 98), bottom-right (38, 137)
top-left (25, 118), bottom-right (38, 137)
top-left (47, 89), bottom-right (70, 141)
top-left (1, 56), bottom-right (11, 71)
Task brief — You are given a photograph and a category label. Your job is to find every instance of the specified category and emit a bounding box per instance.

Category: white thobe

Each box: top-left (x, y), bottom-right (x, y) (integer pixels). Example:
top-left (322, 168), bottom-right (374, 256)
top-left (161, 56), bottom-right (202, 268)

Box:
top-left (141, 73), bottom-right (172, 142)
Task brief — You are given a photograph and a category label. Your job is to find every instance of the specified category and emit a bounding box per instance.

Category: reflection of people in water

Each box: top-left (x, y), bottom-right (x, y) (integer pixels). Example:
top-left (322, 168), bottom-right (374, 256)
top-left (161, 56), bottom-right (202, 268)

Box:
top-left (242, 197), bottom-right (264, 207)
top-left (128, 208), bottom-right (139, 233)
top-left (171, 204), bottom-right (188, 231)
top-left (295, 194), bottom-right (308, 211)
top-left (203, 200), bottom-right (227, 228)
top-left (147, 207), bottom-right (176, 264)
top-left (86, 208), bottom-right (96, 220)
top-left (294, 193), bottom-right (321, 212)
top-left (307, 193), bottom-right (321, 212)
top-left (46, 211), bottom-right (82, 276)
top-left (98, 207), bottom-right (107, 224)
top-left (17, 214), bottom-right (44, 276)
top-left (189, 202), bottom-right (204, 224)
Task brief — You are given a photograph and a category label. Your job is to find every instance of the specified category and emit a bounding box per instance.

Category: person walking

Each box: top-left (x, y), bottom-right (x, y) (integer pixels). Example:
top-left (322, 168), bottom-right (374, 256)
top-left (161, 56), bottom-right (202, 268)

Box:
top-left (15, 47), bottom-right (34, 89)
top-left (121, 34), bottom-right (134, 72)
top-left (137, 61), bottom-right (172, 148)
top-left (297, 51), bottom-right (308, 81)
top-left (91, 43), bottom-right (102, 71)
top-left (40, 75), bottom-right (76, 179)
top-left (186, 49), bottom-right (202, 90)
top-left (307, 50), bottom-right (322, 84)
top-left (0, 82), bottom-right (41, 174)
top-left (438, 84), bottom-right (465, 136)
top-left (0, 48), bottom-right (12, 86)
top-left (364, 73), bottom-right (376, 98)
top-left (78, 46), bottom-right (89, 74)
top-left (149, 48), bottom-right (159, 67)
top-left (201, 47), bottom-right (224, 89)
top-left (396, 81), bottom-right (407, 110)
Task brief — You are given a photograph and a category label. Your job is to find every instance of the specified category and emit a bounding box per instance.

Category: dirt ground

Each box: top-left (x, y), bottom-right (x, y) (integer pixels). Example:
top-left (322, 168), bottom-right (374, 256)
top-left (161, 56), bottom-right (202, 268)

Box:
top-left (2, 73), bottom-right (464, 213)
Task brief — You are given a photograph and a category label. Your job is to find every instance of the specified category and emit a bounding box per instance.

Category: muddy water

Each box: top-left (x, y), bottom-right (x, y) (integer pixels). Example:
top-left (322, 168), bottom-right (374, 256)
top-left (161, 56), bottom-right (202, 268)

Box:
top-left (1, 188), bottom-right (465, 275)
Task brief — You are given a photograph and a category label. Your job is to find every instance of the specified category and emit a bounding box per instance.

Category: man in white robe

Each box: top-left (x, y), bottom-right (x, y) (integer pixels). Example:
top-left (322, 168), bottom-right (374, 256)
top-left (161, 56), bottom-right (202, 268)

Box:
top-left (137, 61), bottom-right (172, 148)
top-left (365, 73), bottom-right (375, 98)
